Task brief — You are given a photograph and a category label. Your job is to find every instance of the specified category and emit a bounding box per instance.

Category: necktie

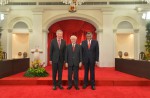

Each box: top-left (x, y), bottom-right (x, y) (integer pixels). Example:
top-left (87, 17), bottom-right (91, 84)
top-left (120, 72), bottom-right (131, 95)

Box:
top-left (88, 40), bottom-right (91, 49)
top-left (72, 44), bottom-right (75, 52)
top-left (58, 39), bottom-right (61, 48)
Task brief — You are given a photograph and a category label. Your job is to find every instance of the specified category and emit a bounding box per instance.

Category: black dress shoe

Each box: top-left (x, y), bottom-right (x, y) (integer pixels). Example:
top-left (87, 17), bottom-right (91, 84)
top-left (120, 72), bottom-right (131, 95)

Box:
top-left (58, 85), bottom-right (64, 89)
top-left (53, 86), bottom-right (57, 90)
top-left (67, 86), bottom-right (72, 90)
top-left (91, 86), bottom-right (96, 90)
top-left (75, 86), bottom-right (80, 90)
top-left (82, 84), bottom-right (87, 89)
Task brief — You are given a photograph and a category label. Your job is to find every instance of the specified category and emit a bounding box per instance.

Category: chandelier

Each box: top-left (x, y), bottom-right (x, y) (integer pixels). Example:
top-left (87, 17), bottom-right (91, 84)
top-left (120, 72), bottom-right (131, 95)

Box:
top-left (142, 0), bottom-right (150, 3)
top-left (142, 12), bottom-right (150, 20)
top-left (61, 0), bottom-right (87, 12)
top-left (0, 0), bottom-right (11, 5)
top-left (61, 0), bottom-right (87, 6)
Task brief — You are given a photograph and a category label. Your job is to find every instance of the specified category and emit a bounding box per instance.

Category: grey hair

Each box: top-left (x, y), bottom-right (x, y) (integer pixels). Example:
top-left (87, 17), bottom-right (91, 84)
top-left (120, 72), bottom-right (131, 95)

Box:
top-left (70, 35), bottom-right (77, 40)
top-left (56, 29), bottom-right (63, 34)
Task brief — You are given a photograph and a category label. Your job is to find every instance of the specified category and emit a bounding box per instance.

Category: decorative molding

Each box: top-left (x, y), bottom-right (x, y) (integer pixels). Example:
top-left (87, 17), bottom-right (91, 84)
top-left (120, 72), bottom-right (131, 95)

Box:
top-left (32, 8), bottom-right (43, 15)
top-left (134, 29), bottom-right (139, 33)
top-left (43, 13), bottom-right (102, 32)
top-left (96, 29), bottom-right (103, 33)
top-left (28, 29), bottom-right (33, 32)
top-left (8, 29), bottom-right (13, 33)
top-left (8, 17), bottom-right (33, 30)
top-left (101, 7), bottom-right (115, 15)
top-left (113, 29), bottom-right (117, 33)
top-left (101, 7), bottom-right (115, 13)
top-left (42, 29), bottom-right (49, 33)
top-left (113, 16), bottom-right (139, 30)
top-left (0, 6), bottom-right (11, 12)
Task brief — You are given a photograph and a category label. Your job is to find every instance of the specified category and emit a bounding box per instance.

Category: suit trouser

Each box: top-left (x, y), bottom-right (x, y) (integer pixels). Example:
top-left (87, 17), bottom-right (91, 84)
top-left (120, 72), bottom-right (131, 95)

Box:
top-left (83, 60), bottom-right (95, 86)
top-left (68, 65), bottom-right (79, 87)
top-left (52, 61), bottom-right (63, 86)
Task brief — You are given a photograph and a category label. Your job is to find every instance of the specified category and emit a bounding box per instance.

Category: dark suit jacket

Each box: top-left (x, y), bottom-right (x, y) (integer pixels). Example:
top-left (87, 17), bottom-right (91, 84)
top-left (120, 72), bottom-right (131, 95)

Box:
top-left (81, 40), bottom-right (99, 64)
top-left (65, 44), bottom-right (82, 66)
top-left (50, 38), bottom-right (66, 63)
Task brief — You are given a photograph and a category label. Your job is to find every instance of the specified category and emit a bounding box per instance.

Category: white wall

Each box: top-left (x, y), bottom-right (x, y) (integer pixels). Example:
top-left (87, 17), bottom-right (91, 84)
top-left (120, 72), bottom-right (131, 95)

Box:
top-left (12, 33), bottom-right (29, 58)
top-left (0, 8), bottom-right (147, 67)
top-left (116, 34), bottom-right (134, 59)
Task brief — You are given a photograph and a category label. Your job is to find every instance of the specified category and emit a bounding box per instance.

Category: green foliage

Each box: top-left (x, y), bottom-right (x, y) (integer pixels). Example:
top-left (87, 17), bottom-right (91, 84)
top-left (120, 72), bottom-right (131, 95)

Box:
top-left (0, 42), bottom-right (3, 60)
top-left (0, 27), bottom-right (3, 60)
top-left (24, 67), bottom-right (49, 77)
top-left (24, 60), bottom-right (49, 77)
top-left (145, 21), bottom-right (150, 60)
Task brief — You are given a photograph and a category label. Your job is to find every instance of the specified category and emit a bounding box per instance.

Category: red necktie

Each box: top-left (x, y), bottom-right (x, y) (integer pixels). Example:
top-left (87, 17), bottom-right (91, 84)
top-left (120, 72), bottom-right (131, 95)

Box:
top-left (58, 39), bottom-right (61, 48)
top-left (88, 40), bottom-right (91, 49)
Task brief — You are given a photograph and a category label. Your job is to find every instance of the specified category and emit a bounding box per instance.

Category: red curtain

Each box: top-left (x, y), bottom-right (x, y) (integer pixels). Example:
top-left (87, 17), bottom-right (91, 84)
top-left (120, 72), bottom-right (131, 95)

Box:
top-left (47, 19), bottom-right (97, 65)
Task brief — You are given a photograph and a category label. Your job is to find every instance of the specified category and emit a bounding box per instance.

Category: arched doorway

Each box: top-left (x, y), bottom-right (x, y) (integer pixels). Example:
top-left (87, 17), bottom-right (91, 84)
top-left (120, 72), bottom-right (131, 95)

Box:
top-left (12, 22), bottom-right (29, 58)
top-left (47, 19), bottom-right (97, 65)
top-left (7, 17), bottom-right (32, 59)
top-left (113, 17), bottom-right (139, 60)
top-left (116, 21), bottom-right (134, 59)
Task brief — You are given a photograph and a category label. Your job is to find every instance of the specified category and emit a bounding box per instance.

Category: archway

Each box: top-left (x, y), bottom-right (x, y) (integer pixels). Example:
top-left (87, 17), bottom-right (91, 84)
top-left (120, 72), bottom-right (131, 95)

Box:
top-left (7, 17), bottom-right (32, 59)
top-left (47, 19), bottom-right (97, 65)
top-left (12, 22), bottom-right (30, 58)
top-left (113, 16), bottom-right (139, 59)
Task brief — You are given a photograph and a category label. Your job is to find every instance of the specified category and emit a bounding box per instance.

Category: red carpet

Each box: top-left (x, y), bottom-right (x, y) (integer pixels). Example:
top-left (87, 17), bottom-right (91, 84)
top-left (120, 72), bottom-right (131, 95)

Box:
top-left (0, 85), bottom-right (150, 98)
top-left (1, 66), bottom-right (150, 98)
top-left (0, 66), bottom-right (150, 86)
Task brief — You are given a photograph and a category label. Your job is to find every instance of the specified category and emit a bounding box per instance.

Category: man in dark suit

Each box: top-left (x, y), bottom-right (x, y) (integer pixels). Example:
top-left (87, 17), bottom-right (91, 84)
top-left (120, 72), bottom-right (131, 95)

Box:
top-left (81, 32), bottom-right (99, 90)
top-left (65, 35), bottom-right (82, 90)
top-left (50, 29), bottom-right (66, 90)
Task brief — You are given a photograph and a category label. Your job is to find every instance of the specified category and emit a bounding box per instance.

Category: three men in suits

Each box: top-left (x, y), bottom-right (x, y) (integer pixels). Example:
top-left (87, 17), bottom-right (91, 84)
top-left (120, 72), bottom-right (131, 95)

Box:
top-left (65, 35), bottom-right (82, 90)
top-left (50, 30), bottom-right (66, 90)
top-left (81, 32), bottom-right (99, 90)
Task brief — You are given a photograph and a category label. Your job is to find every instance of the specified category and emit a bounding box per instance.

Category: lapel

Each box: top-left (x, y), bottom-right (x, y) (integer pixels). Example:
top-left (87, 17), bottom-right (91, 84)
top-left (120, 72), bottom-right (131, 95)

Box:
top-left (74, 44), bottom-right (77, 52)
top-left (55, 38), bottom-right (61, 50)
top-left (55, 38), bottom-right (63, 50)
top-left (70, 44), bottom-right (77, 53)
top-left (59, 39), bottom-right (63, 49)
top-left (90, 40), bottom-right (93, 49)
top-left (85, 40), bottom-right (88, 47)
top-left (69, 44), bottom-right (73, 53)
top-left (54, 39), bottom-right (59, 49)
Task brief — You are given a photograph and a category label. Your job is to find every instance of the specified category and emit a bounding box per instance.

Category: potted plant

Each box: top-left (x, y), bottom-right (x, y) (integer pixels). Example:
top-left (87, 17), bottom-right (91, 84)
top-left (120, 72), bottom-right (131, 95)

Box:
top-left (24, 60), bottom-right (49, 77)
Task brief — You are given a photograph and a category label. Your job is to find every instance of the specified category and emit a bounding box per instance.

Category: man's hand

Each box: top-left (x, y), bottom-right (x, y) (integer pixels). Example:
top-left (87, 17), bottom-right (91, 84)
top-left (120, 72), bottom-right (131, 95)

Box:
top-left (79, 62), bottom-right (82, 68)
top-left (49, 61), bottom-right (52, 65)
top-left (95, 61), bottom-right (99, 66)
top-left (65, 63), bottom-right (68, 68)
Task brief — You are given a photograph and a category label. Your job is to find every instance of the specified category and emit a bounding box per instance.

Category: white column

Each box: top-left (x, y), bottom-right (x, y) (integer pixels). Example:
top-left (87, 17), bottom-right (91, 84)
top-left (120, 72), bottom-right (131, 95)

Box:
top-left (96, 29), bottom-right (103, 67)
top-left (134, 29), bottom-right (140, 60)
top-left (30, 11), bottom-right (43, 62)
top-left (7, 29), bottom-right (13, 59)
top-left (102, 10), bottom-right (115, 67)
top-left (1, 12), bottom-right (10, 58)
top-left (42, 29), bottom-right (49, 67)
top-left (113, 29), bottom-right (117, 58)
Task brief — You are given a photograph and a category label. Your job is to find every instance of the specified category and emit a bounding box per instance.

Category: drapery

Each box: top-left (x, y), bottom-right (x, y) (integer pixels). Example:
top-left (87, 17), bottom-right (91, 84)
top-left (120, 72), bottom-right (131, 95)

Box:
top-left (47, 19), bottom-right (97, 65)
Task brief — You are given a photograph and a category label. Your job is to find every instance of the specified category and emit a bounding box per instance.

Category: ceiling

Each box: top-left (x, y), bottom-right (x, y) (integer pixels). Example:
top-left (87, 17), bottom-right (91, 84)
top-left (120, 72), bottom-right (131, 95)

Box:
top-left (0, 0), bottom-right (150, 12)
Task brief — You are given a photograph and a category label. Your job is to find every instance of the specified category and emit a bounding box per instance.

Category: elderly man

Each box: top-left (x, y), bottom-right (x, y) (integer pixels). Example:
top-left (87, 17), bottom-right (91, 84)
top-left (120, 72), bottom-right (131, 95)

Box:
top-left (65, 35), bottom-right (82, 90)
top-left (50, 30), bottom-right (66, 90)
